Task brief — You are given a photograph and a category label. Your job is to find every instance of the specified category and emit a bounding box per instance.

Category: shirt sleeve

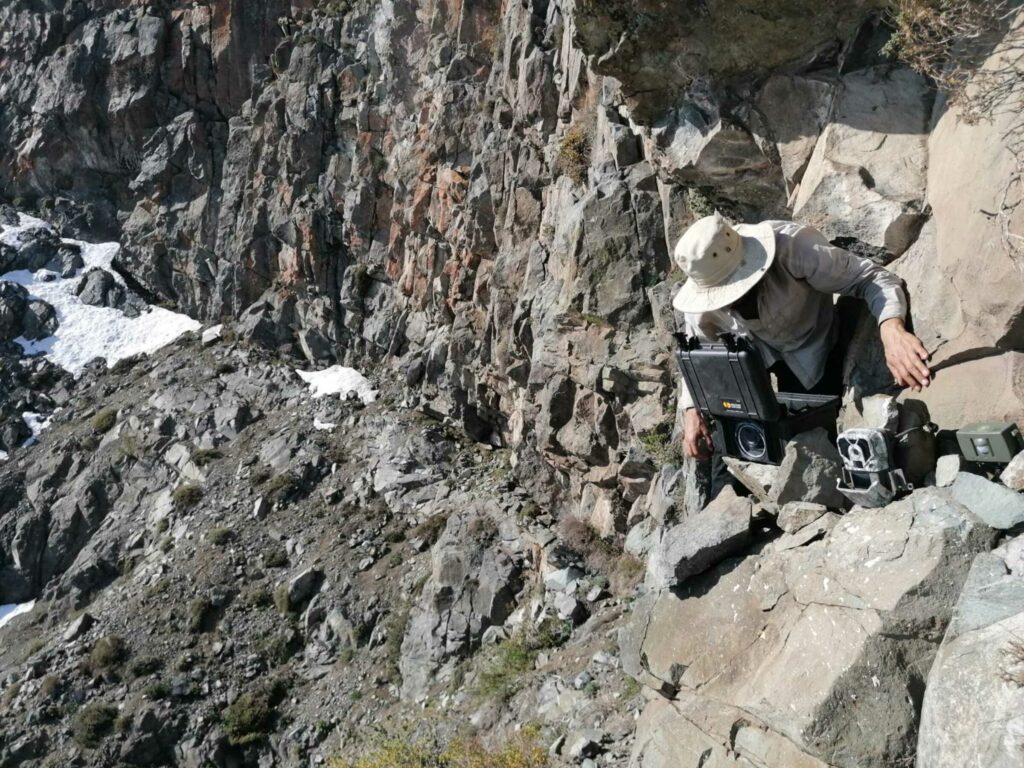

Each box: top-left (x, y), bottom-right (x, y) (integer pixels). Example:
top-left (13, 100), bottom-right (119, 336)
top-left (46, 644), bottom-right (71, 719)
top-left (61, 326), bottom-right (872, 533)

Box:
top-left (784, 225), bottom-right (907, 325)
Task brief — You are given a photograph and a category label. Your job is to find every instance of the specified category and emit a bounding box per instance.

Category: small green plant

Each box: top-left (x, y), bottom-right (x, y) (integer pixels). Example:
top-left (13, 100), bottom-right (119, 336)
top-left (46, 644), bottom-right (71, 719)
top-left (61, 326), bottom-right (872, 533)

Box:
top-left (610, 552), bottom-right (646, 596)
top-left (117, 434), bottom-right (142, 460)
top-left (241, 585), bottom-right (273, 608)
top-left (192, 448), bottom-right (223, 466)
top-left (172, 483), bottom-right (203, 510)
top-left (637, 425), bottom-right (681, 469)
top-left (262, 545), bottom-right (288, 568)
top-left (558, 122), bottom-right (592, 186)
top-left (222, 679), bottom-right (289, 746)
top-left (410, 512), bottom-right (449, 546)
top-left (258, 631), bottom-right (297, 665)
top-left (621, 675), bottom-right (642, 700)
top-left (72, 702), bottom-right (119, 749)
top-left (351, 263), bottom-right (372, 297)
top-left (215, 360), bottom-right (237, 375)
top-left (349, 690), bottom-right (363, 702)
top-left (266, 472), bottom-right (300, 503)
top-left (325, 728), bottom-right (548, 768)
top-left (90, 407), bottom-right (118, 434)
top-left (1, 681), bottom-right (21, 707)
top-left (684, 187), bottom-right (716, 219)
top-left (273, 585), bottom-right (292, 616)
top-left (382, 607), bottom-right (410, 683)
top-left (38, 674), bottom-right (60, 699)
top-left (208, 526), bottom-right (233, 546)
top-left (322, 0), bottom-right (353, 15)
top-left (89, 635), bottom-right (128, 672)
top-left (475, 636), bottom-right (537, 702)
top-left (143, 681), bottom-right (170, 701)
top-left (129, 656), bottom-right (163, 678)
top-left (187, 597), bottom-right (213, 633)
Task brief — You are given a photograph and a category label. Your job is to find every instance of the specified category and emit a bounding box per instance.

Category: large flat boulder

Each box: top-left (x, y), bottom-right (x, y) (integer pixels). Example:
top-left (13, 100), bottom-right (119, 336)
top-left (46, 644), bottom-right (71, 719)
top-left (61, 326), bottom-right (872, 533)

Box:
top-left (950, 471), bottom-right (1024, 530)
top-left (917, 551), bottom-right (1024, 768)
top-left (621, 488), bottom-right (995, 768)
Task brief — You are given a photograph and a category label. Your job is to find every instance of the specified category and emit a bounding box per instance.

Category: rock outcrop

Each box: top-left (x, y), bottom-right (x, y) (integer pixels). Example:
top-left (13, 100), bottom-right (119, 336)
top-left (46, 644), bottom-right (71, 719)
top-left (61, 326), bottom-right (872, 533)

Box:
top-left (917, 543), bottom-right (1024, 768)
top-left (622, 489), bottom-right (996, 767)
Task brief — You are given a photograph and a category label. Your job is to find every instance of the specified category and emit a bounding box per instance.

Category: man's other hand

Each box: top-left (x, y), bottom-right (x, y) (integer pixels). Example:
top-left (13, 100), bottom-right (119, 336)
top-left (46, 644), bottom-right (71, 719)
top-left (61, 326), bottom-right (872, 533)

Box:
top-left (683, 408), bottom-right (713, 460)
top-left (880, 318), bottom-right (931, 392)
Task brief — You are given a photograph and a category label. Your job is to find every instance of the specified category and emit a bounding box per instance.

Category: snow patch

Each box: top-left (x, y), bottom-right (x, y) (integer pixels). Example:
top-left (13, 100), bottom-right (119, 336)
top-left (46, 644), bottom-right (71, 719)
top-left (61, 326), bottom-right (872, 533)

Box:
top-left (296, 365), bottom-right (377, 404)
top-left (313, 418), bottom-right (337, 432)
top-left (0, 600), bottom-right (35, 630)
top-left (1, 214), bottom-right (200, 374)
top-left (0, 450), bottom-right (8, 462)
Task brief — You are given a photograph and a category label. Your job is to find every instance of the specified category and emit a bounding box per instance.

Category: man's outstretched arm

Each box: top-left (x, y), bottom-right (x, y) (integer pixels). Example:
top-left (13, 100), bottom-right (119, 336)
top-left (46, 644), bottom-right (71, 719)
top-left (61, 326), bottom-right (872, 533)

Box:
top-left (787, 226), bottom-right (931, 391)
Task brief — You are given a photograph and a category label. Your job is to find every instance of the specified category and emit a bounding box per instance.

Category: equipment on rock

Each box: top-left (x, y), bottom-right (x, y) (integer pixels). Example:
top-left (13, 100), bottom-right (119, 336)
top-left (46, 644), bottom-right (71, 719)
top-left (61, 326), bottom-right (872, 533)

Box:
top-left (956, 421), bottom-right (1023, 464)
top-left (835, 427), bottom-right (911, 508)
top-left (673, 333), bottom-right (840, 465)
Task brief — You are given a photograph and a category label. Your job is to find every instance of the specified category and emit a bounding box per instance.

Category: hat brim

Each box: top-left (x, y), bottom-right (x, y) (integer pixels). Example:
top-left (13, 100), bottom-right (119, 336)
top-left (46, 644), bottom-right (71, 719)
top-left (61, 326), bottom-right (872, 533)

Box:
top-left (672, 222), bottom-right (776, 314)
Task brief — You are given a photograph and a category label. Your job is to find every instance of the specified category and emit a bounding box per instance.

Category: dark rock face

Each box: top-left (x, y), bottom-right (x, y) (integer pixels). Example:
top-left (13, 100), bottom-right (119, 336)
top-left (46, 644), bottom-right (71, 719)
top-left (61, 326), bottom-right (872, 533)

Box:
top-left (75, 268), bottom-right (146, 317)
top-left (0, 281), bottom-right (59, 342)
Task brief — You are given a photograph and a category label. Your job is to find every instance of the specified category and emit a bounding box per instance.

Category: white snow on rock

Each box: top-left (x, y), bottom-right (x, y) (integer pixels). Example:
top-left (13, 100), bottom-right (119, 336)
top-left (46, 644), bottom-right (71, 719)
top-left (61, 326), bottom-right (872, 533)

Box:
top-left (21, 411), bottom-right (54, 446)
top-left (0, 600), bottom-right (35, 630)
top-left (1, 214), bottom-right (200, 374)
top-left (296, 365), bottom-right (377, 404)
top-left (313, 418), bottom-right (337, 431)
top-left (0, 450), bottom-right (8, 463)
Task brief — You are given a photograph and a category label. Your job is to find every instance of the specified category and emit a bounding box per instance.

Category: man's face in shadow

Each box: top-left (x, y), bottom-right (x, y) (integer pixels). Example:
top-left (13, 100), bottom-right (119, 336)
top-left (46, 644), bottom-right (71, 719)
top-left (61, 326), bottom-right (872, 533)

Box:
top-left (731, 282), bottom-right (760, 321)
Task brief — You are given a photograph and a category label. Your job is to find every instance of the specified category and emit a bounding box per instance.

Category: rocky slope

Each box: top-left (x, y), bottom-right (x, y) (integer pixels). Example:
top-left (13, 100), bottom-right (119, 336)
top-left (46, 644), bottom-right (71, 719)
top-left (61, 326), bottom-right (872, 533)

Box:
top-left (1, 0), bottom-right (1024, 767)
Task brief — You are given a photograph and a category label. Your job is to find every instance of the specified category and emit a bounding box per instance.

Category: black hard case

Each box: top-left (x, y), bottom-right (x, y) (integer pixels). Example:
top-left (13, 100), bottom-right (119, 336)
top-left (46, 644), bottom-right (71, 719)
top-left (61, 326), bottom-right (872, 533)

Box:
top-left (673, 333), bottom-right (840, 464)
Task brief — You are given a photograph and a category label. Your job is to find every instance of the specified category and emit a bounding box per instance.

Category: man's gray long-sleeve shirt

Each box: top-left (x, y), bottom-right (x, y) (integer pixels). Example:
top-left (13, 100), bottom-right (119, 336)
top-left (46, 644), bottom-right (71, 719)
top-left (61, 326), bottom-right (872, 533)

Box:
top-left (678, 220), bottom-right (907, 410)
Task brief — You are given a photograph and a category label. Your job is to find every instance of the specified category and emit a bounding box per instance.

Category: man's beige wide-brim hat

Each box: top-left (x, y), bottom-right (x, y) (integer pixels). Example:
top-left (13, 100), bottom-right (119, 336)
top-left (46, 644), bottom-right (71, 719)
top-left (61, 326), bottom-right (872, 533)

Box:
top-left (672, 212), bottom-right (776, 314)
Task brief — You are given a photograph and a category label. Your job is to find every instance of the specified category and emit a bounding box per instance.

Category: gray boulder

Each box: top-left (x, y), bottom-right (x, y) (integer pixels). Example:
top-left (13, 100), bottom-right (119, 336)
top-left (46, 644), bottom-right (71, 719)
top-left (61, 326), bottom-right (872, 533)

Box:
top-left (0, 281), bottom-right (28, 340)
top-left (645, 487), bottom-right (751, 590)
top-left (772, 428), bottom-right (847, 509)
top-left (1000, 450), bottom-right (1024, 492)
top-left (21, 299), bottom-right (58, 341)
top-left (917, 551), bottom-right (1024, 768)
top-left (75, 268), bottom-right (145, 318)
top-left (951, 472), bottom-right (1024, 530)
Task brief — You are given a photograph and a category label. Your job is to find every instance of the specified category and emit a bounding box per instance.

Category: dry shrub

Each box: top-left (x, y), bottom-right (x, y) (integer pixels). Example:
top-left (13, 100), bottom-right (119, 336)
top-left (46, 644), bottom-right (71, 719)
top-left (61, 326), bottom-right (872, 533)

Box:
top-left (558, 515), bottom-right (617, 574)
top-left (1001, 638), bottom-right (1024, 687)
top-left (884, 1), bottom-right (1023, 131)
top-left (328, 726), bottom-right (548, 768)
top-left (558, 122), bottom-right (592, 186)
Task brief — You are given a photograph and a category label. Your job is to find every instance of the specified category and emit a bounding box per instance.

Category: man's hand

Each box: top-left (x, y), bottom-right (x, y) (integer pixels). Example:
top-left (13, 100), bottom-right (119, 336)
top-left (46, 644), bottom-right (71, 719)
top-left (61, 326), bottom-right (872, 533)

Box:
top-left (880, 318), bottom-right (931, 392)
top-left (683, 408), bottom-right (714, 460)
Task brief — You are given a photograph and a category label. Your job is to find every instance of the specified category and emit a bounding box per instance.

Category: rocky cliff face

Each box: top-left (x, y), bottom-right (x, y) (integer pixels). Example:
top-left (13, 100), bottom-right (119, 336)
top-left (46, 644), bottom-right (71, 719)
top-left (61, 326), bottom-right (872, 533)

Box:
top-left (2, 1), bottom-right (1024, 767)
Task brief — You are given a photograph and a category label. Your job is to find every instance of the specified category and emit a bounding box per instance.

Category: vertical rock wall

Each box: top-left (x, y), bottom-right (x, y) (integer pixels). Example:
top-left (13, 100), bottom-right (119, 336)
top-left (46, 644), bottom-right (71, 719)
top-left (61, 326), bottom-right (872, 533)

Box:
top-left (1, 0), bottom-right (1023, 519)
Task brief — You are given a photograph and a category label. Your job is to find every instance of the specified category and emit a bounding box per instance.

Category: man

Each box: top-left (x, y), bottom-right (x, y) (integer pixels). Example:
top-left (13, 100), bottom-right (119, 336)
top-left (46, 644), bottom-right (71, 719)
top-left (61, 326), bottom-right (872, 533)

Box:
top-left (673, 213), bottom-right (931, 498)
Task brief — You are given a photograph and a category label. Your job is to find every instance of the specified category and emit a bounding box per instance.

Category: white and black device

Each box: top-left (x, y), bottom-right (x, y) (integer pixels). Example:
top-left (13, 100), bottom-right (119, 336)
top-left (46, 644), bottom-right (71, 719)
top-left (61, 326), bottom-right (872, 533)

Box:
top-left (836, 427), bottom-right (911, 508)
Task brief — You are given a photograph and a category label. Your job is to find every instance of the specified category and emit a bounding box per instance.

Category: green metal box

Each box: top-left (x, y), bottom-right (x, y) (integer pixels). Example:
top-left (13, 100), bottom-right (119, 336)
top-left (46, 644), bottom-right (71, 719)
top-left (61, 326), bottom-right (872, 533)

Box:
top-left (956, 422), bottom-right (1023, 463)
